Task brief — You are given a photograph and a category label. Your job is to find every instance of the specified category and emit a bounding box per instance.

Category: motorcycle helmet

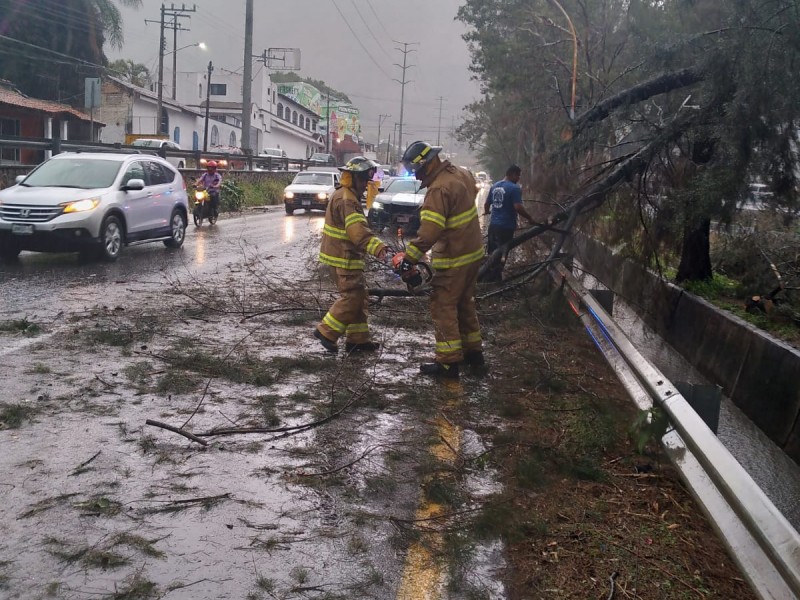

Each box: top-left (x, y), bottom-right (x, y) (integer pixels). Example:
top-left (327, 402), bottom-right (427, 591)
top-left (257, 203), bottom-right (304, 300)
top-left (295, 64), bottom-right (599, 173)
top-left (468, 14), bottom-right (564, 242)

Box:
top-left (401, 140), bottom-right (442, 175)
top-left (339, 156), bottom-right (380, 180)
top-left (206, 160), bottom-right (217, 171)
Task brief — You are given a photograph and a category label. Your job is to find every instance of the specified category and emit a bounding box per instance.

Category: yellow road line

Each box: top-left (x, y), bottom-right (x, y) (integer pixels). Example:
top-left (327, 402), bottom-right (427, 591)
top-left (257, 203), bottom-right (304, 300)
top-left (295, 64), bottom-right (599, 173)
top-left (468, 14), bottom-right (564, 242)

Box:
top-left (397, 387), bottom-right (462, 600)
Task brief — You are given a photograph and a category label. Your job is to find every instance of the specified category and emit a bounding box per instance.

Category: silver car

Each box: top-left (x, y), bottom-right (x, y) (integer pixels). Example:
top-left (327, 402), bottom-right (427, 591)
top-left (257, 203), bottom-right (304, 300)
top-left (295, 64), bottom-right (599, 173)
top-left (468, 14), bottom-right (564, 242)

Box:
top-left (0, 152), bottom-right (189, 261)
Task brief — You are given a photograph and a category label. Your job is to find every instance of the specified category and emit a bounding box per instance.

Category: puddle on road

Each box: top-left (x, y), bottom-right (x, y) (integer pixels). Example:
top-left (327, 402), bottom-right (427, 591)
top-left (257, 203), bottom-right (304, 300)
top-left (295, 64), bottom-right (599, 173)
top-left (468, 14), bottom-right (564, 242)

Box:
top-left (0, 265), bottom-right (508, 599)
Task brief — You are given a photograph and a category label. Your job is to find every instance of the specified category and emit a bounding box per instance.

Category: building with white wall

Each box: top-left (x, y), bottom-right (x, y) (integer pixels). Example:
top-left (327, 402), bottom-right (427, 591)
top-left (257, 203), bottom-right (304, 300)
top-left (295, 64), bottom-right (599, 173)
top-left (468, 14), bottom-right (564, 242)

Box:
top-left (96, 76), bottom-right (241, 153)
top-left (174, 67), bottom-right (323, 157)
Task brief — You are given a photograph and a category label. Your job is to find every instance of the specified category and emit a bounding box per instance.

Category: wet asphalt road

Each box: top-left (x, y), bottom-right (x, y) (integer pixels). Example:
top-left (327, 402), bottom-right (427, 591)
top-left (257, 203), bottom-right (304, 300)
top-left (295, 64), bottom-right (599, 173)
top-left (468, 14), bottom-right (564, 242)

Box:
top-left (0, 208), bottom-right (325, 322)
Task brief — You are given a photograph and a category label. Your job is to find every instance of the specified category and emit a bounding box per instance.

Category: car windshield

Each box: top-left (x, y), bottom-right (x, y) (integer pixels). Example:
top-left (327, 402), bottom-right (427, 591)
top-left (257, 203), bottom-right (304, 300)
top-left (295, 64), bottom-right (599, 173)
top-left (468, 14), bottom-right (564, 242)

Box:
top-left (311, 154), bottom-right (329, 160)
top-left (293, 173), bottom-right (333, 185)
top-left (23, 158), bottom-right (122, 189)
top-left (131, 140), bottom-right (161, 148)
top-left (386, 179), bottom-right (420, 194)
top-left (262, 150), bottom-right (282, 157)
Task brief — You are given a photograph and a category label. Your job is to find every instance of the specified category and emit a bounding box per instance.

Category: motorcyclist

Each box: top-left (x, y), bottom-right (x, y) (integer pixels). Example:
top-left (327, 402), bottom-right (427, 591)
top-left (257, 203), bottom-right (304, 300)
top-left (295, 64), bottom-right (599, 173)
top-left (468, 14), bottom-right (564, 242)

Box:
top-left (314, 156), bottom-right (387, 354)
top-left (196, 161), bottom-right (222, 218)
top-left (398, 141), bottom-right (484, 378)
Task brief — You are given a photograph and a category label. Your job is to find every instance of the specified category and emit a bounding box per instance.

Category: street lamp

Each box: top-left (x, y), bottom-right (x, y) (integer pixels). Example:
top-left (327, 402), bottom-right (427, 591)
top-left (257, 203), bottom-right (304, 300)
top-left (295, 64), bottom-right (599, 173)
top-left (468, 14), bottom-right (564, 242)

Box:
top-left (167, 42), bottom-right (207, 100)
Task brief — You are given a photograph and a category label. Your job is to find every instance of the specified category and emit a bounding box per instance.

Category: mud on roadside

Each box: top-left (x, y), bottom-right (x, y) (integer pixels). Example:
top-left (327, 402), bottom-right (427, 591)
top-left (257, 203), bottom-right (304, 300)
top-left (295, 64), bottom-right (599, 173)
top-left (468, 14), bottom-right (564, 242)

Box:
top-left (0, 256), bottom-right (754, 599)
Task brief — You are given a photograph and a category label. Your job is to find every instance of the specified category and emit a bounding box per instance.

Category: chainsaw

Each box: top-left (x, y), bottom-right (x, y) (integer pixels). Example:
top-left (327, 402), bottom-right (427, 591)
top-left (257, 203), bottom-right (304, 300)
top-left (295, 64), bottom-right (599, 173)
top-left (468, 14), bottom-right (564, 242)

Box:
top-left (386, 228), bottom-right (432, 291)
top-left (391, 251), bottom-right (432, 289)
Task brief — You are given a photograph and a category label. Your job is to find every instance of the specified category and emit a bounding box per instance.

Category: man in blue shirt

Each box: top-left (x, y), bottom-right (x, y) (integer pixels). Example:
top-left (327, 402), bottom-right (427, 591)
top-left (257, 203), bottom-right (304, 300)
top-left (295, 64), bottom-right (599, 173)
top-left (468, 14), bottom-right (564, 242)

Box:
top-left (483, 164), bottom-right (535, 282)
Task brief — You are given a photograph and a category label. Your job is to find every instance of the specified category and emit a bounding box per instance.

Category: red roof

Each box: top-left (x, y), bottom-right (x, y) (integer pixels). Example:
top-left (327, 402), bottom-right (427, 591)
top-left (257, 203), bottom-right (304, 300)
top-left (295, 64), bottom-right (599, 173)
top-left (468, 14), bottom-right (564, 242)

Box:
top-left (0, 88), bottom-right (93, 121)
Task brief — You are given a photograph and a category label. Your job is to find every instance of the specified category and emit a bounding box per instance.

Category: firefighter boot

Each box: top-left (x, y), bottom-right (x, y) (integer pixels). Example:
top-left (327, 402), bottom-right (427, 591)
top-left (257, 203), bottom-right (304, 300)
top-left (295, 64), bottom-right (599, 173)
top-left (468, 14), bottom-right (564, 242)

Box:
top-left (345, 341), bottom-right (381, 353)
top-left (463, 351), bottom-right (485, 366)
top-left (420, 362), bottom-right (460, 379)
top-left (314, 329), bottom-right (339, 353)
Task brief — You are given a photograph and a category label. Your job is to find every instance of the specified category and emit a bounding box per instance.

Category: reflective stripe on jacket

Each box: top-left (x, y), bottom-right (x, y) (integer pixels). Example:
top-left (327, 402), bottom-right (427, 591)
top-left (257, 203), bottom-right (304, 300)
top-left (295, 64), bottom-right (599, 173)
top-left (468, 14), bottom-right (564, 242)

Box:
top-left (319, 185), bottom-right (385, 270)
top-left (405, 160), bottom-right (482, 270)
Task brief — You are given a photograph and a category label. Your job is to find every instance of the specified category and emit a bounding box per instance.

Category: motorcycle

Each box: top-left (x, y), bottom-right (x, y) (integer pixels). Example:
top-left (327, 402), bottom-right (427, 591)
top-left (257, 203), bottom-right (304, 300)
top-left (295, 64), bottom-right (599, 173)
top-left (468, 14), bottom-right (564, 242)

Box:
top-left (193, 186), bottom-right (218, 227)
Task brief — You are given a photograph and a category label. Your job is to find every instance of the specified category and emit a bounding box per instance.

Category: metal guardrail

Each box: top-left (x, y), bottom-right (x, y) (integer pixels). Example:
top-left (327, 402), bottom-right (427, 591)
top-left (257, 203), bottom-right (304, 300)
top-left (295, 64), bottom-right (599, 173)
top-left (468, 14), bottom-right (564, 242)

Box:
top-left (0, 135), bottom-right (323, 171)
top-left (549, 261), bottom-right (800, 600)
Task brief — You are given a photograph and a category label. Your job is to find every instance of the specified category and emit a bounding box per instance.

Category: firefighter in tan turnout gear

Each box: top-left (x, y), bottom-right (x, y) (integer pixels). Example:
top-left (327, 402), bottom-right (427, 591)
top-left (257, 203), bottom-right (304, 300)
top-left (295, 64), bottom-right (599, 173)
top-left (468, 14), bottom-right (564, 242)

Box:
top-left (314, 157), bottom-right (386, 353)
top-left (399, 141), bottom-right (484, 378)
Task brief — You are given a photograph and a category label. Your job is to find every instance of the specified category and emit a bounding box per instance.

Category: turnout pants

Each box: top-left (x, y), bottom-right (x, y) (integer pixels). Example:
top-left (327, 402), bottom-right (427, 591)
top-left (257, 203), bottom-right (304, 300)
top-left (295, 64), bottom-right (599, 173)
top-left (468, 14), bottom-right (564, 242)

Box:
top-left (316, 267), bottom-right (371, 344)
top-left (429, 261), bottom-right (482, 364)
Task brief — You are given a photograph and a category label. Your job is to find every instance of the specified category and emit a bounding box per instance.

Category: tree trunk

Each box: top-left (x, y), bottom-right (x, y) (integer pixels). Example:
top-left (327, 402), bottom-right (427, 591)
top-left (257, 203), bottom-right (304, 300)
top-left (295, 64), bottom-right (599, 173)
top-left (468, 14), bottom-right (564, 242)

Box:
top-left (676, 218), bottom-right (712, 282)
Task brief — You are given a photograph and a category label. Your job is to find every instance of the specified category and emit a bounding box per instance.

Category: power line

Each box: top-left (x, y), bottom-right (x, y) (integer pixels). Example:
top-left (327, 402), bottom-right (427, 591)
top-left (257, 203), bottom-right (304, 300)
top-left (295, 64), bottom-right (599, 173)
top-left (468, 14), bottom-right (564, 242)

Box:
top-left (350, 0), bottom-right (393, 61)
top-left (366, 0), bottom-right (392, 39)
top-left (330, 0), bottom-right (392, 81)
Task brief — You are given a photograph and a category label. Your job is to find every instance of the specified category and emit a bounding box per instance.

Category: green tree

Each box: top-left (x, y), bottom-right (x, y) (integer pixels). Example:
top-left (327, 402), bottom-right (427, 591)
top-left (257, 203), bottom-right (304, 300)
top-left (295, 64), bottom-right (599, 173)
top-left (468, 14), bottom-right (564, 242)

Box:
top-left (0, 0), bottom-right (142, 103)
top-left (458, 0), bottom-right (800, 282)
top-left (109, 59), bottom-right (151, 88)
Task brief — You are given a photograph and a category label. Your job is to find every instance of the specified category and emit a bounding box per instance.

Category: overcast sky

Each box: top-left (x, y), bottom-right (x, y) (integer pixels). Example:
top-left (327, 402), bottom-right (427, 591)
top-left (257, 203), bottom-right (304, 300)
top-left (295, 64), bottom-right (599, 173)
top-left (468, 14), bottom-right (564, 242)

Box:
top-left (107, 0), bottom-right (482, 161)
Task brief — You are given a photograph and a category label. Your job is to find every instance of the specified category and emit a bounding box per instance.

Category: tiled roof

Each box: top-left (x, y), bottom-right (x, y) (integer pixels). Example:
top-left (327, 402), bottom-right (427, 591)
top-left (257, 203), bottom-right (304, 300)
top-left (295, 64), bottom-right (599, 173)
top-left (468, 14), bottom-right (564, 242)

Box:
top-left (0, 87), bottom-right (93, 121)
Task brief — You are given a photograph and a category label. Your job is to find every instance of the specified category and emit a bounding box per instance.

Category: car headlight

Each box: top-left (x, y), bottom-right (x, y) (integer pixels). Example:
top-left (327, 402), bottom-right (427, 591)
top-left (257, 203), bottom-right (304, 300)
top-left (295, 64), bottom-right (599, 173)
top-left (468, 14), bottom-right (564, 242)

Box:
top-left (284, 191), bottom-right (294, 199)
top-left (372, 201), bottom-right (384, 210)
top-left (62, 198), bottom-right (100, 213)
top-left (317, 192), bottom-right (328, 200)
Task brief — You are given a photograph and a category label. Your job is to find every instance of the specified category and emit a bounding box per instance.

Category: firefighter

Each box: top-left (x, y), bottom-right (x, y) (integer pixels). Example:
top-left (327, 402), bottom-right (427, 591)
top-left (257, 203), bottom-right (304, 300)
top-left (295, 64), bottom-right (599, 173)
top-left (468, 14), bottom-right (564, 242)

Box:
top-left (399, 141), bottom-right (485, 378)
top-left (314, 156), bottom-right (386, 354)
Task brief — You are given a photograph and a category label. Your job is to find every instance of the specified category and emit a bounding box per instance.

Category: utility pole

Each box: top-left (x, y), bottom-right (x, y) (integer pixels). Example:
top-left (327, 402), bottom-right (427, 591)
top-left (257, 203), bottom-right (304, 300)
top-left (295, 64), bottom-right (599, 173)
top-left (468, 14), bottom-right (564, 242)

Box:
top-left (385, 130), bottom-right (391, 164)
top-left (147, 3), bottom-right (195, 133)
top-left (325, 91), bottom-right (331, 153)
top-left (436, 96), bottom-right (445, 146)
top-left (392, 122), bottom-right (398, 164)
top-left (377, 113), bottom-right (390, 160)
top-left (392, 41), bottom-right (418, 157)
top-left (241, 0), bottom-right (254, 153)
top-left (203, 60), bottom-right (213, 151)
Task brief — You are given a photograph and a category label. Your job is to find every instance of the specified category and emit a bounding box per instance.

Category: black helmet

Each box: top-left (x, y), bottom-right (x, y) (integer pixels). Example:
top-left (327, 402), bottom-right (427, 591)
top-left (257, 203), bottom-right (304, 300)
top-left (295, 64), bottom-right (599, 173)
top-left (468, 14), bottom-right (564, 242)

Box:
top-left (339, 156), bottom-right (380, 178)
top-left (401, 140), bottom-right (442, 174)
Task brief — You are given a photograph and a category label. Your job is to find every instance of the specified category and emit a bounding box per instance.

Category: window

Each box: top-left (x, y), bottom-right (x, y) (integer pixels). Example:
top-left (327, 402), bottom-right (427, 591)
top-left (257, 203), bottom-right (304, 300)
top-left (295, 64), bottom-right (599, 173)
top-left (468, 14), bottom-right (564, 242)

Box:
top-left (292, 111), bottom-right (298, 125)
top-left (229, 131), bottom-right (237, 147)
top-left (1, 118), bottom-right (19, 140)
top-left (144, 161), bottom-right (171, 185)
top-left (192, 131), bottom-right (199, 151)
top-left (211, 125), bottom-right (219, 146)
top-left (312, 120), bottom-right (318, 132)
top-left (209, 83), bottom-right (227, 96)
top-left (121, 161), bottom-right (146, 186)
top-left (277, 103), bottom-right (283, 119)
top-left (199, 83), bottom-right (202, 98)
top-left (0, 118), bottom-right (20, 162)
top-left (173, 126), bottom-right (180, 144)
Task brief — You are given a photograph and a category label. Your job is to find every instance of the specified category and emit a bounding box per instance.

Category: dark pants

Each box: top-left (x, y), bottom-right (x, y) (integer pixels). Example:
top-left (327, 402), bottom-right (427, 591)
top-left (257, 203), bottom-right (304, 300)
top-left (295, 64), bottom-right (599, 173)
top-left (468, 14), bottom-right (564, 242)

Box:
top-left (485, 225), bottom-right (515, 282)
top-left (209, 191), bottom-right (220, 216)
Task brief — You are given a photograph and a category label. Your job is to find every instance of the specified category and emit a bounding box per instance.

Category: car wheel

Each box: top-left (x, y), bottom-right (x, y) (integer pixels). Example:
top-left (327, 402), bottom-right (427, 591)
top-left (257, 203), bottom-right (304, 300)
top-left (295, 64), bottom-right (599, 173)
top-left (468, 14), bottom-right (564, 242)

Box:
top-left (98, 215), bottom-right (124, 261)
top-left (164, 209), bottom-right (186, 248)
top-left (0, 240), bottom-right (21, 260)
top-left (285, 205), bottom-right (294, 216)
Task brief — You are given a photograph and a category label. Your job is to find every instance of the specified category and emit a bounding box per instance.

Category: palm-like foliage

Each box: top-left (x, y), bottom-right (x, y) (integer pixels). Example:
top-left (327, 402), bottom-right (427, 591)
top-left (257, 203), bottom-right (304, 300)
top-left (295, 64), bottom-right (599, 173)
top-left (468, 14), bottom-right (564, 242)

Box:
top-left (109, 59), bottom-right (151, 88)
top-left (0, 0), bottom-right (142, 102)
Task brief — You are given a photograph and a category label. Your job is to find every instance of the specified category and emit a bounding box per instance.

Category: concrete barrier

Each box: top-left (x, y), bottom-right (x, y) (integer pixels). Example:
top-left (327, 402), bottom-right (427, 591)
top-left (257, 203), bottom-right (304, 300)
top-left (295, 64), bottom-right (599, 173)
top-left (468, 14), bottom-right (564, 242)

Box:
top-left (568, 233), bottom-right (800, 464)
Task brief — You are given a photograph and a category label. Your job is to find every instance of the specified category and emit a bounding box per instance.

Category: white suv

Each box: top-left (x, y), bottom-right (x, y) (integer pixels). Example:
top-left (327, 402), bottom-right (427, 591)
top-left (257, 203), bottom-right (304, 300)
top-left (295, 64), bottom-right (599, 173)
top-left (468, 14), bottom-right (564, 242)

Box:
top-left (0, 152), bottom-right (189, 261)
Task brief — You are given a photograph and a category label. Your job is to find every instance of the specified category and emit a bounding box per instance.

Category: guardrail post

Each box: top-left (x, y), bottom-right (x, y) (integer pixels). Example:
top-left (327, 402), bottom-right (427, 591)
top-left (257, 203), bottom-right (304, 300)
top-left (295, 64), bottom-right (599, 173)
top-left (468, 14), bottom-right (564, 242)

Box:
top-left (158, 145), bottom-right (167, 160)
top-left (114, 142), bottom-right (121, 150)
top-left (52, 137), bottom-right (61, 156)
